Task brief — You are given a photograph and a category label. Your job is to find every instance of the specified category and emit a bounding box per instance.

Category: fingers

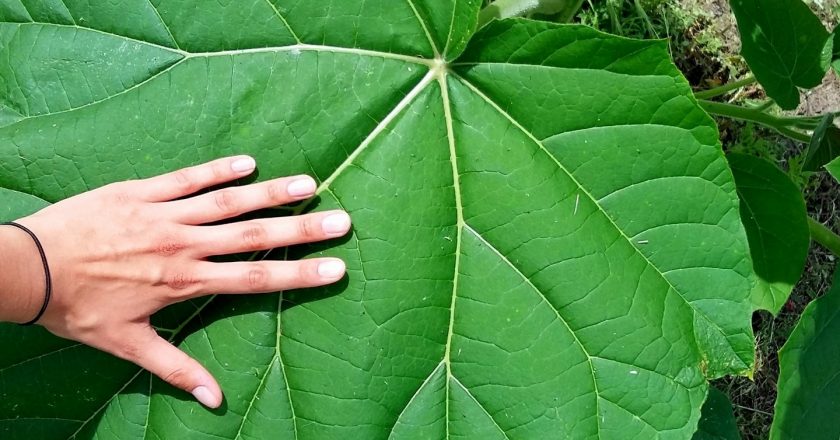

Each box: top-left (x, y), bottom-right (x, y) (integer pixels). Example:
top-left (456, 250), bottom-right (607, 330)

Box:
top-left (167, 175), bottom-right (318, 225)
top-left (195, 258), bottom-right (346, 295)
top-left (139, 156), bottom-right (257, 202)
top-left (188, 210), bottom-right (351, 257)
top-left (126, 327), bottom-right (223, 408)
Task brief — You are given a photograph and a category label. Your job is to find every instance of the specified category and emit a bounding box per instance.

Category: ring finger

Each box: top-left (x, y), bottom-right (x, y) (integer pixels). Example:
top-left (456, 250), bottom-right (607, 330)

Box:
top-left (195, 258), bottom-right (348, 295)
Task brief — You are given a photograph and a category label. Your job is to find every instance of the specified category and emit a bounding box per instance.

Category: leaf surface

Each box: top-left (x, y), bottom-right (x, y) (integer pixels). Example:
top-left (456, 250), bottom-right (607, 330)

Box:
top-left (834, 26), bottom-right (839, 75)
top-left (728, 153), bottom-right (809, 313)
top-left (729, 0), bottom-right (832, 109)
top-left (0, 4), bottom-right (754, 439)
top-left (772, 270), bottom-right (840, 439)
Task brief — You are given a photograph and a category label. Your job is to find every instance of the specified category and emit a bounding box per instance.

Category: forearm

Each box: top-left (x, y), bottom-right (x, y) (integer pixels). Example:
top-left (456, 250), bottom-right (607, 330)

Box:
top-left (0, 224), bottom-right (43, 323)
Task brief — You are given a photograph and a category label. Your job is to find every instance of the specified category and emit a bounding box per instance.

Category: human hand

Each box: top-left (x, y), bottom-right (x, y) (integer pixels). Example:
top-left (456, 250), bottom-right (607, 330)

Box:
top-left (0, 156), bottom-right (351, 408)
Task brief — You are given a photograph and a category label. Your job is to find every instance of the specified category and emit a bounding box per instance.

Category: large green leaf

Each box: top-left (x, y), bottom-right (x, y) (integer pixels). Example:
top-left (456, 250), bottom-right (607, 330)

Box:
top-left (771, 269), bottom-right (840, 439)
top-left (729, 0), bottom-right (832, 110)
top-left (0, 3), bottom-right (755, 438)
top-left (728, 154), bottom-right (809, 313)
top-left (692, 387), bottom-right (741, 440)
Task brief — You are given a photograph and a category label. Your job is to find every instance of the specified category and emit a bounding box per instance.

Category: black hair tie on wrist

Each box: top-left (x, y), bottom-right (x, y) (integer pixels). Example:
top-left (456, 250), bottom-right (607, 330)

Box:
top-left (2, 222), bottom-right (52, 326)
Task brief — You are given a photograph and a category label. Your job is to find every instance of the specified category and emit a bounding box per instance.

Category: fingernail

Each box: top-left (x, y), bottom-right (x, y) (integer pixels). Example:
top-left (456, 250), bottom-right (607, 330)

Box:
top-left (322, 212), bottom-right (351, 235)
top-left (318, 260), bottom-right (346, 280)
top-left (287, 177), bottom-right (317, 197)
top-left (230, 157), bottom-right (256, 173)
top-left (192, 386), bottom-right (219, 408)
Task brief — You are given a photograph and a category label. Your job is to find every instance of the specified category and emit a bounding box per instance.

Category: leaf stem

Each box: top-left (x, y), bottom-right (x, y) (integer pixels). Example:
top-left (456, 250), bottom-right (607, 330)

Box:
top-left (698, 100), bottom-right (812, 143)
top-left (478, 0), bottom-right (585, 26)
top-left (753, 99), bottom-right (775, 112)
top-left (808, 217), bottom-right (840, 257)
top-left (556, 0), bottom-right (585, 23)
top-left (478, 0), bottom-right (541, 27)
top-left (693, 76), bottom-right (756, 100)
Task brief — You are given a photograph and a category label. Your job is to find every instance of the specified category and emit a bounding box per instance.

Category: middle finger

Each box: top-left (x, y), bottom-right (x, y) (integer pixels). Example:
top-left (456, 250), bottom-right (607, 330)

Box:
top-left (166, 175), bottom-right (318, 225)
top-left (187, 210), bottom-right (352, 257)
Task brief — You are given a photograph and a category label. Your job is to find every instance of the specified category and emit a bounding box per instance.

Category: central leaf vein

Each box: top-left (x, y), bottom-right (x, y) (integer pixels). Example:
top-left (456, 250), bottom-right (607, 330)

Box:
top-left (463, 225), bottom-right (601, 436)
top-left (440, 71), bottom-right (463, 439)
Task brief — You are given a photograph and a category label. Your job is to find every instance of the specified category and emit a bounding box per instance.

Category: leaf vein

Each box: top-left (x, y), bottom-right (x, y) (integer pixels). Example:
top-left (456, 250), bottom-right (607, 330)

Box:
top-left (454, 72), bottom-right (745, 374)
top-left (463, 225), bottom-right (602, 437)
top-left (143, 0), bottom-right (180, 49)
top-left (450, 375), bottom-right (511, 439)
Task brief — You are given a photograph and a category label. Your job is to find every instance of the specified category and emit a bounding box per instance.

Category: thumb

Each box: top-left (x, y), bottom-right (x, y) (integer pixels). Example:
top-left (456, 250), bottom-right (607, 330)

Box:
top-left (130, 328), bottom-right (223, 408)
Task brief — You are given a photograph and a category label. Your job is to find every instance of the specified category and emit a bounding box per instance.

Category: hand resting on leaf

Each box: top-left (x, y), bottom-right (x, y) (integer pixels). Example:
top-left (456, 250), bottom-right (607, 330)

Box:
top-left (0, 156), bottom-right (351, 408)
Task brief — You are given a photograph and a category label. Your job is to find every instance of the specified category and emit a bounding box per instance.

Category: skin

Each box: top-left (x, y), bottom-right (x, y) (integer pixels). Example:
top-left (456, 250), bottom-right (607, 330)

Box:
top-left (0, 155), bottom-right (351, 409)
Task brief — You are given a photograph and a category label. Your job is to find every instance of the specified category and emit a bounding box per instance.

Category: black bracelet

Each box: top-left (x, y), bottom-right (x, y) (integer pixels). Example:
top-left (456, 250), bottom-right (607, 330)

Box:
top-left (2, 222), bottom-right (52, 325)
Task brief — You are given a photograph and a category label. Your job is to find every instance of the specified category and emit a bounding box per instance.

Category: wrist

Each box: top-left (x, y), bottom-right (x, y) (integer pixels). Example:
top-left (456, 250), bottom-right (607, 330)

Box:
top-left (0, 222), bottom-right (45, 324)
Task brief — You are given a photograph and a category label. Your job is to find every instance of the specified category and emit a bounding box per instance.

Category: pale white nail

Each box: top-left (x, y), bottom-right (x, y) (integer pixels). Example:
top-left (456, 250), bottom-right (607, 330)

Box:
top-left (318, 260), bottom-right (346, 279)
top-left (322, 213), bottom-right (351, 235)
top-left (192, 386), bottom-right (219, 408)
top-left (287, 177), bottom-right (316, 197)
top-left (230, 157), bottom-right (256, 173)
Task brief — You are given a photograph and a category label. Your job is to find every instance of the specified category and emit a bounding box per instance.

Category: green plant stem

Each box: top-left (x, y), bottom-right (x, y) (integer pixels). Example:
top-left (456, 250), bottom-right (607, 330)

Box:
top-left (478, 0), bottom-right (585, 26)
top-left (808, 217), bottom-right (840, 257)
top-left (753, 99), bottom-right (775, 112)
top-left (556, 0), bottom-right (585, 22)
top-left (478, 0), bottom-right (540, 27)
top-left (633, 0), bottom-right (657, 37)
top-left (693, 76), bottom-right (756, 100)
top-left (607, 0), bottom-right (622, 34)
top-left (699, 100), bottom-right (812, 143)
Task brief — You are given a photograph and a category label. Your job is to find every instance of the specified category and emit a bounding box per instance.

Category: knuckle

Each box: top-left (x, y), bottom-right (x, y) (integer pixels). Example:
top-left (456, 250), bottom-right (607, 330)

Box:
top-left (246, 266), bottom-right (270, 290)
top-left (116, 342), bottom-right (142, 363)
top-left (210, 161), bottom-right (227, 180)
top-left (163, 271), bottom-right (200, 293)
top-left (154, 236), bottom-right (186, 257)
top-left (297, 217), bottom-right (318, 239)
top-left (162, 367), bottom-right (192, 389)
top-left (110, 191), bottom-right (134, 205)
top-left (242, 223), bottom-right (269, 249)
top-left (174, 170), bottom-right (196, 193)
top-left (102, 182), bottom-right (134, 202)
top-left (266, 182), bottom-right (285, 204)
top-left (299, 261), bottom-right (321, 284)
top-left (213, 190), bottom-right (238, 216)
top-left (115, 193), bottom-right (133, 204)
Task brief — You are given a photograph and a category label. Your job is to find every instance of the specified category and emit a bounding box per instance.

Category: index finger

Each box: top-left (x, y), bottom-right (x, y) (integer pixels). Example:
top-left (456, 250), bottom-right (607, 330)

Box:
top-left (139, 156), bottom-right (257, 202)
